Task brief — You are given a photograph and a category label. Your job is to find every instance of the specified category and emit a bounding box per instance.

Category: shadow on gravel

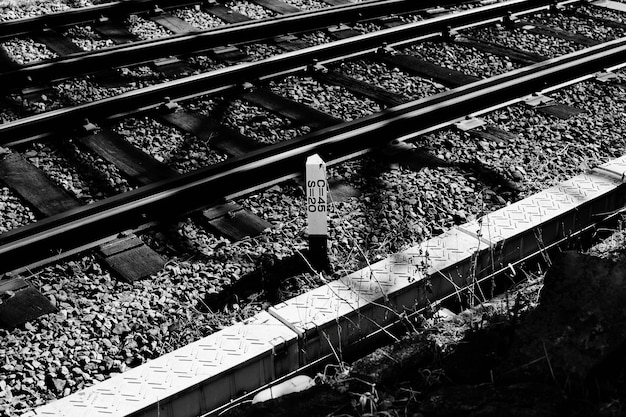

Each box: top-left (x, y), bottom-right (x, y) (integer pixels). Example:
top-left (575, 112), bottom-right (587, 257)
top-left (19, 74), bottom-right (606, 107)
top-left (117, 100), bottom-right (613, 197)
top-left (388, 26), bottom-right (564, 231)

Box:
top-left (391, 144), bottom-right (522, 193)
top-left (200, 251), bottom-right (317, 311)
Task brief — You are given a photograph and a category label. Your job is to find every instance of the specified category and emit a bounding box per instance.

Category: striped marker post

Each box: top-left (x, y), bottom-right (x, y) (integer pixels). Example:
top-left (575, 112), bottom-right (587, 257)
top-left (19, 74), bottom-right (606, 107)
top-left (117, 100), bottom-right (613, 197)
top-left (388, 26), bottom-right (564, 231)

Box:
top-left (306, 154), bottom-right (330, 271)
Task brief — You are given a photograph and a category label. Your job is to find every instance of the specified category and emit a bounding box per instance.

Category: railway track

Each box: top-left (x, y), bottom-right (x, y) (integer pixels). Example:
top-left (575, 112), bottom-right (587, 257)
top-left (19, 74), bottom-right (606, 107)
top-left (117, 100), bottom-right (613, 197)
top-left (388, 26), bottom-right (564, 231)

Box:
top-left (2, 33), bottom-right (626, 270)
top-left (2, 0), bottom-right (623, 273)
top-left (0, 0), bottom-right (625, 415)
top-left (0, 0), bottom-right (560, 142)
top-left (0, 0), bottom-right (438, 91)
top-left (0, 0), bottom-right (560, 274)
top-left (0, 0), bottom-right (520, 279)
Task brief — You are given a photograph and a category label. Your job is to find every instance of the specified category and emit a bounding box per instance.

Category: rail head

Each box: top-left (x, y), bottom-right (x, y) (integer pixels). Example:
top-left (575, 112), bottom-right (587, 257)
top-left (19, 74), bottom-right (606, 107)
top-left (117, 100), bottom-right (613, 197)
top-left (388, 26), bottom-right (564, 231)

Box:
top-left (0, 35), bottom-right (624, 274)
top-left (0, 0), bottom-right (575, 147)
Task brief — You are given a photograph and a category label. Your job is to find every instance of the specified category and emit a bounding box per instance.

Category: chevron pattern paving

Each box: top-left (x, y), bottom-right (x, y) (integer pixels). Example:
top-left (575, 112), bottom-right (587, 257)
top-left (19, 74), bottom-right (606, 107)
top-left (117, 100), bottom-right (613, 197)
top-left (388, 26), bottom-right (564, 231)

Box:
top-left (596, 154), bottom-right (626, 178)
top-left (460, 172), bottom-right (621, 242)
top-left (34, 312), bottom-right (297, 417)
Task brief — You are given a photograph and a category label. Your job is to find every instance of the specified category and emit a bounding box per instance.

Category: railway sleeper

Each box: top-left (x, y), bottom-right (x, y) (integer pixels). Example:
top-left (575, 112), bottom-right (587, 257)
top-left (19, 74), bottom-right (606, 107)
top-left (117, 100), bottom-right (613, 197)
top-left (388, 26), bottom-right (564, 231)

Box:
top-left (515, 20), bottom-right (601, 47)
top-left (33, 27), bottom-right (128, 88)
top-left (204, 3), bottom-right (252, 24)
top-left (0, 152), bottom-right (167, 286)
top-left (148, 13), bottom-right (200, 34)
top-left (0, 46), bottom-right (20, 73)
top-left (327, 23), bottom-right (362, 40)
top-left (0, 277), bottom-right (57, 329)
top-left (250, 0), bottom-right (301, 15)
top-left (97, 233), bottom-right (166, 283)
top-left (209, 45), bottom-right (251, 64)
top-left (201, 201), bottom-right (273, 241)
top-left (77, 126), bottom-right (271, 242)
top-left (241, 87), bottom-right (343, 130)
top-left (151, 56), bottom-right (192, 77)
top-left (523, 92), bottom-right (585, 119)
top-left (376, 51), bottom-right (482, 88)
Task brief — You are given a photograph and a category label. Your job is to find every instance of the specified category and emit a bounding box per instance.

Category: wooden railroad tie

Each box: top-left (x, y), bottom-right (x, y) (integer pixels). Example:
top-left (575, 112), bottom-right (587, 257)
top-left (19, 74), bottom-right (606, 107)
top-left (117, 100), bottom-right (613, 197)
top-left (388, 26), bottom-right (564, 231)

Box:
top-left (0, 152), bottom-right (165, 286)
top-left (0, 277), bottom-right (57, 329)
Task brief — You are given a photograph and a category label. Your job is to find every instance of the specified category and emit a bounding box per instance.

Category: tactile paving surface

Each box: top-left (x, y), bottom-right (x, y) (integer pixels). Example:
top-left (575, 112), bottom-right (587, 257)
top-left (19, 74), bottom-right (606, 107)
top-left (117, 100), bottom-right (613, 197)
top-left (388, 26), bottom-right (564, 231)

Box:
top-left (340, 227), bottom-right (487, 302)
top-left (270, 280), bottom-right (363, 333)
top-left (269, 228), bottom-right (493, 361)
top-left (269, 279), bottom-right (369, 363)
top-left (401, 228), bottom-right (489, 275)
top-left (592, 0), bottom-right (626, 13)
top-left (595, 155), bottom-right (626, 179)
top-left (461, 173), bottom-right (620, 241)
top-left (34, 312), bottom-right (298, 417)
top-left (459, 172), bottom-right (622, 264)
top-left (336, 227), bottom-right (490, 330)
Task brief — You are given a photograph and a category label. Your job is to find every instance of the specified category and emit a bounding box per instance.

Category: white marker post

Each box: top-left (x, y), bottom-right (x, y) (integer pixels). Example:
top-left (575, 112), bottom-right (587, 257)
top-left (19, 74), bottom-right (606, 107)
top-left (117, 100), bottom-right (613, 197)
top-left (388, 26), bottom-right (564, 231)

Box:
top-left (306, 154), bottom-right (329, 271)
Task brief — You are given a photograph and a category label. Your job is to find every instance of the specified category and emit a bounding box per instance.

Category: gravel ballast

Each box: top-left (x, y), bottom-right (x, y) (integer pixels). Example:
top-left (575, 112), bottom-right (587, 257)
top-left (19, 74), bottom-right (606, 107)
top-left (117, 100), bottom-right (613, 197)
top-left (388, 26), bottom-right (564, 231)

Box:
top-left (1, 38), bottom-right (57, 64)
top-left (466, 24), bottom-right (583, 58)
top-left (225, 0), bottom-right (276, 19)
top-left (3, 68), bottom-right (625, 415)
top-left (0, 185), bottom-right (36, 233)
top-left (112, 115), bottom-right (229, 171)
top-left (528, 11), bottom-right (626, 40)
top-left (269, 75), bottom-right (382, 120)
top-left (60, 140), bottom-right (135, 198)
top-left (62, 26), bottom-right (113, 51)
top-left (126, 15), bottom-right (172, 40)
top-left (333, 59), bottom-right (446, 101)
top-left (173, 7), bottom-right (226, 30)
top-left (1, 2), bottom-right (626, 416)
top-left (241, 42), bottom-right (285, 61)
top-left (402, 41), bottom-right (518, 78)
top-left (190, 97), bottom-right (311, 145)
top-left (0, 108), bottom-right (19, 124)
top-left (52, 78), bottom-right (140, 106)
top-left (283, 0), bottom-right (329, 11)
top-left (19, 141), bottom-right (99, 204)
top-left (579, 4), bottom-right (626, 24)
top-left (0, 0), bottom-right (71, 21)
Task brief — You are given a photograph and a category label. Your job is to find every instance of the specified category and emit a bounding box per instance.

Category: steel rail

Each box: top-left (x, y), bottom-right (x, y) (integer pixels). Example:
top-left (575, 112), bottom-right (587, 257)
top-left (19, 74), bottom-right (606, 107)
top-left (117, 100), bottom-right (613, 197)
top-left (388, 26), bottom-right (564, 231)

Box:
top-left (0, 0), bottom-right (563, 145)
top-left (0, 37), bottom-right (624, 274)
top-left (0, 0), bottom-right (520, 90)
top-left (0, 0), bottom-right (203, 40)
top-left (0, 0), bottom-right (483, 41)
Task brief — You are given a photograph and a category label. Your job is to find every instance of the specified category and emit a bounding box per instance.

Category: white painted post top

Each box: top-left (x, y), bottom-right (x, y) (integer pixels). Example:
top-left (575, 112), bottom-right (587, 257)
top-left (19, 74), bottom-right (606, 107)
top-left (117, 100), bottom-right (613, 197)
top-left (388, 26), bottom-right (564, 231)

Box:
top-left (306, 154), bottom-right (328, 236)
